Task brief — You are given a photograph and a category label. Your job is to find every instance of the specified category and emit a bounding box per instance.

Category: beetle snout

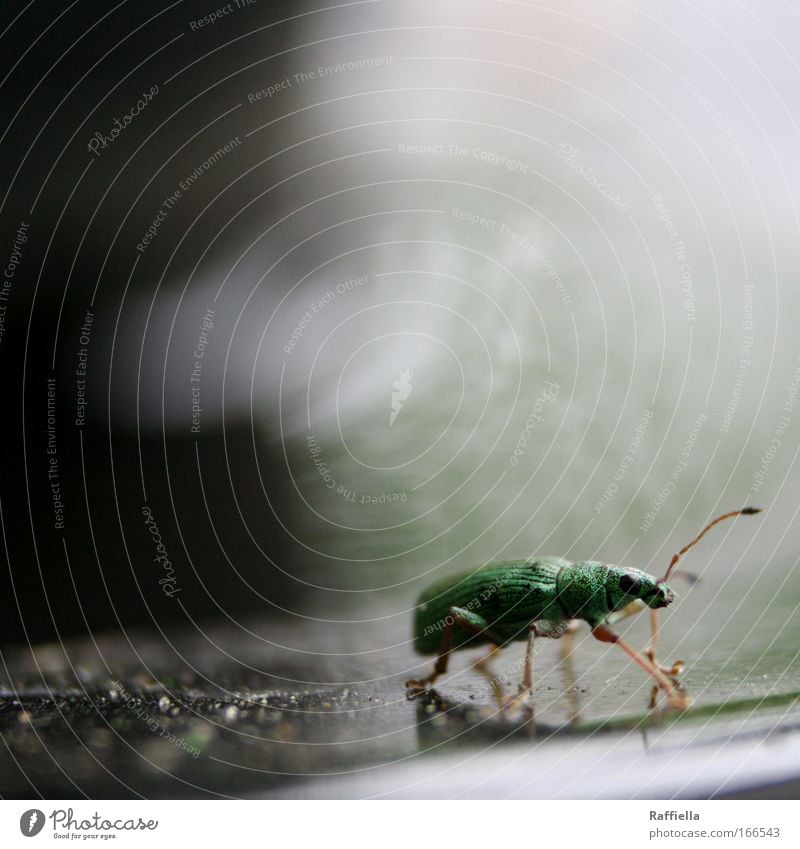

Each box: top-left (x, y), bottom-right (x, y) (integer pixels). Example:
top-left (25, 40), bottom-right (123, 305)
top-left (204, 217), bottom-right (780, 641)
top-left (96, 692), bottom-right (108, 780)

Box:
top-left (653, 583), bottom-right (676, 608)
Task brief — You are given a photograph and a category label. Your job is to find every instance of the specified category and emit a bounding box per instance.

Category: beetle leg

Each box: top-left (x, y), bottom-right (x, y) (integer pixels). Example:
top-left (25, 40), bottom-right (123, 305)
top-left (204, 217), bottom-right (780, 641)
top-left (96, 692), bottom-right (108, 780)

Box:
top-left (559, 618), bottom-right (581, 661)
top-left (591, 623), bottom-right (689, 710)
top-left (473, 643), bottom-right (505, 706)
top-left (646, 609), bottom-right (684, 677)
top-left (647, 606), bottom-right (686, 707)
top-left (405, 606), bottom-right (501, 697)
top-left (607, 602), bottom-right (682, 678)
top-left (559, 619), bottom-right (582, 724)
top-left (521, 625), bottom-right (536, 693)
top-left (449, 606), bottom-right (497, 637)
top-left (405, 620), bottom-right (453, 696)
top-left (645, 610), bottom-right (685, 714)
top-left (608, 601), bottom-right (685, 680)
top-left (450, 609), bottom-right (511, 704)
top-left (500, 625), bottom-right (538, 714)
top-left (606, 599), bottom-right (646, 625)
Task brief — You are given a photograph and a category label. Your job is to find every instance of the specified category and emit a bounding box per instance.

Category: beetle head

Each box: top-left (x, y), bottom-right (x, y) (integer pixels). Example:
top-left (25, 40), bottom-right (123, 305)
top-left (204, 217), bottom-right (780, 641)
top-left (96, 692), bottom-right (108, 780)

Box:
top-left (608, 566), bottom-right (675, 611)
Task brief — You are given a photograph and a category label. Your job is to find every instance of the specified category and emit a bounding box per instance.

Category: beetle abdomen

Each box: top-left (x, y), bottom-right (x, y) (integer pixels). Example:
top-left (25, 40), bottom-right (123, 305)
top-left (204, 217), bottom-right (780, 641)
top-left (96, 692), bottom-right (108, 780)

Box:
top-left (412, 558), bottom-right (569, 654)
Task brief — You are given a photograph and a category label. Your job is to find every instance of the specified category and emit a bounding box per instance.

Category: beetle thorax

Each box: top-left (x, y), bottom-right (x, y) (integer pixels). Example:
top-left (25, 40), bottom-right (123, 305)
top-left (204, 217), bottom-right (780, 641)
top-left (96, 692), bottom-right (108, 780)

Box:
top-left (555, 562), bottom-right (615, 626)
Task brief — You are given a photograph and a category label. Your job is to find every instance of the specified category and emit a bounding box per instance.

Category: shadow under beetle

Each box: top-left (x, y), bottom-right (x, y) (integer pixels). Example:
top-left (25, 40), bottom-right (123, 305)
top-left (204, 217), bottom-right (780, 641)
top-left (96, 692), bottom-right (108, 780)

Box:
top-left (406, 508), bottom-right (762, 711)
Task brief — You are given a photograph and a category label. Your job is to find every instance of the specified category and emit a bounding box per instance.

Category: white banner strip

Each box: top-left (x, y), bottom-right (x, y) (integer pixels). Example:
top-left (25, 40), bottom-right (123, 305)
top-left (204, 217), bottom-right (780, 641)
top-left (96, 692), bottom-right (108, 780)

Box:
top-left (1, 800), bottom-right (795, 847)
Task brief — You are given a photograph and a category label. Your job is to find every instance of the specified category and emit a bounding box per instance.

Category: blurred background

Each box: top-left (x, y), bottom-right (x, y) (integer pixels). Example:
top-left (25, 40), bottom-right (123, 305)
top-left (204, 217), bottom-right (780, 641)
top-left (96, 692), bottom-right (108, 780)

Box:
top-left (1, 0), bottom-right (799, 799)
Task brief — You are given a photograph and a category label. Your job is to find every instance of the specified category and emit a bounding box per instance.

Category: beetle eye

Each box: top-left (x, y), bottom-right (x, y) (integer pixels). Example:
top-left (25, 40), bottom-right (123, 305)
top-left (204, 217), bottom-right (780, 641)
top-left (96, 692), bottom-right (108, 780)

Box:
top-left (619, 573), bottom-right (643, 595)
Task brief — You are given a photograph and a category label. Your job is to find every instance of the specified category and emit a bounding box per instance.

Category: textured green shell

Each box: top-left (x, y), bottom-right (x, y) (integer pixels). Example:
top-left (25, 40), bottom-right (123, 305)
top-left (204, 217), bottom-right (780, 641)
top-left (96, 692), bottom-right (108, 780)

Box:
top-left (413, 557), bottom-right (572, 654)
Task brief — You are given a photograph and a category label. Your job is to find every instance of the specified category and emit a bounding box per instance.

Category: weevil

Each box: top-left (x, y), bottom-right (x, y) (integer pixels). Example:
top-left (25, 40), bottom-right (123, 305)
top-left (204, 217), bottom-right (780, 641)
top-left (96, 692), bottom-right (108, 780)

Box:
top-left (406, 508), bottom-right (762, 711)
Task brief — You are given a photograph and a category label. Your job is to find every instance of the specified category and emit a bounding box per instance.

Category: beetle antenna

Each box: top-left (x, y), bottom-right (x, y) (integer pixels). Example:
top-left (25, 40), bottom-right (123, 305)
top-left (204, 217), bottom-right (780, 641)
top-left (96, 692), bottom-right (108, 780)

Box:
top-left (647, 507), bottom-right (762, 683)
top-left (661, 507), bottom-right (762, 584)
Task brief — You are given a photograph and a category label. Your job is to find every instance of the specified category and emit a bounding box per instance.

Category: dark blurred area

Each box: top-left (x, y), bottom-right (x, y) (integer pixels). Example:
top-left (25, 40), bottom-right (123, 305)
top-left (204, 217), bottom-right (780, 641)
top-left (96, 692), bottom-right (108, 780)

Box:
top-left (0, 0), bottom-right (310, 646)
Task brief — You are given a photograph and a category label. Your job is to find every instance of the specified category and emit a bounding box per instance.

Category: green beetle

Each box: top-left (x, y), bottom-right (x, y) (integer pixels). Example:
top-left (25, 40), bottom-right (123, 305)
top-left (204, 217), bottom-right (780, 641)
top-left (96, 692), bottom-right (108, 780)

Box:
top-left (406, 508), bottom-right (761, 710)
